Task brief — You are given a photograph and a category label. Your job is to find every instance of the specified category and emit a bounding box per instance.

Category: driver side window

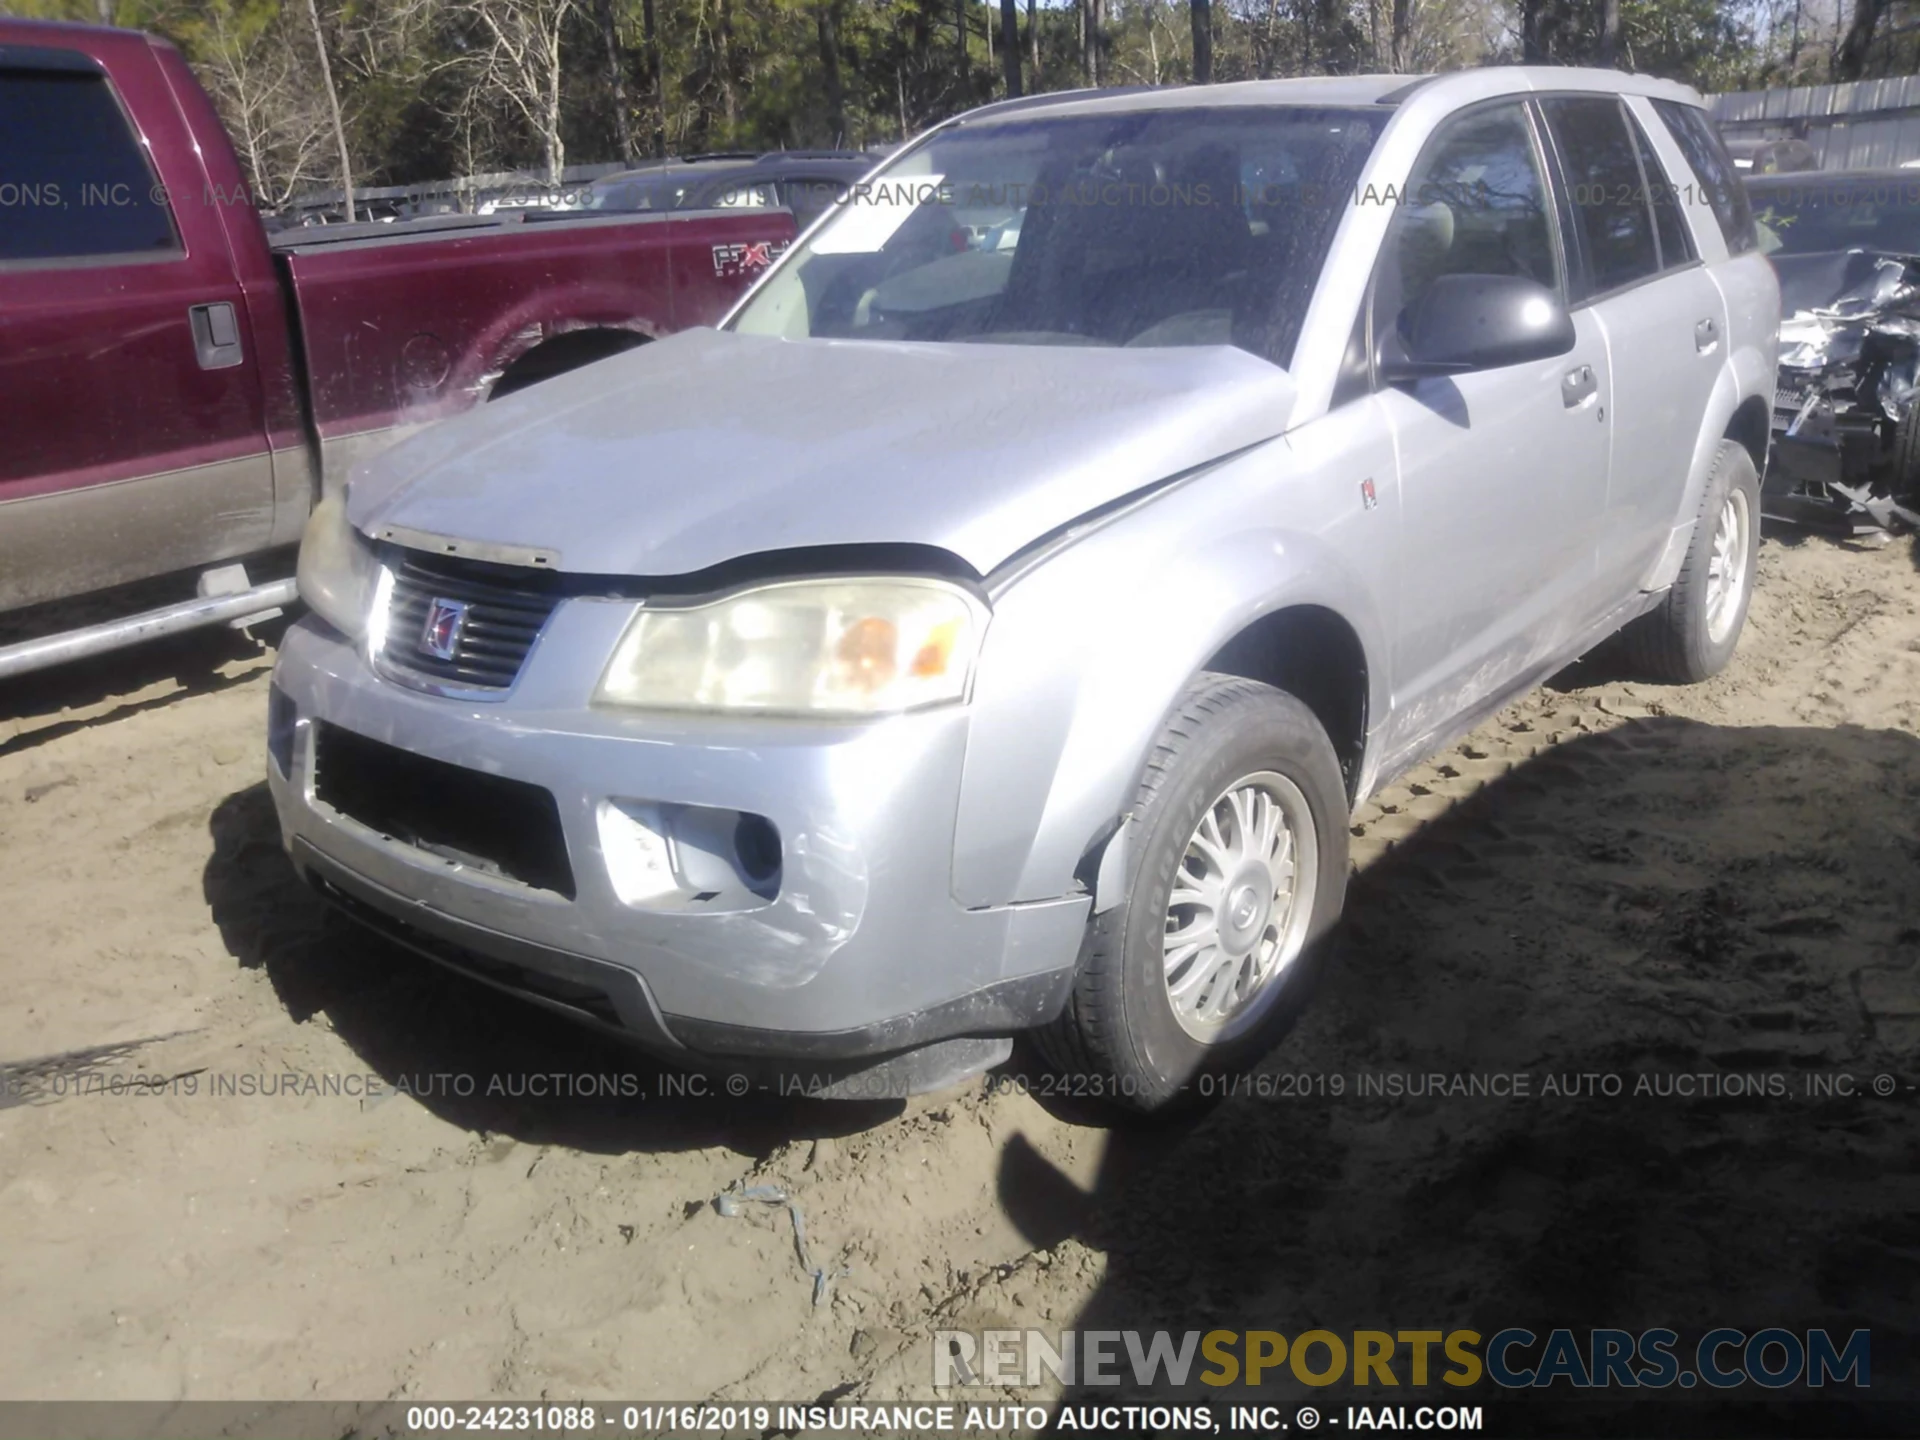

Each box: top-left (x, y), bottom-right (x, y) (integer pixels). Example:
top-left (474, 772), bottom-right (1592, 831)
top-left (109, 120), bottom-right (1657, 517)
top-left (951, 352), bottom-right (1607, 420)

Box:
top-left (1369, 103), bottom-right (1561, 367)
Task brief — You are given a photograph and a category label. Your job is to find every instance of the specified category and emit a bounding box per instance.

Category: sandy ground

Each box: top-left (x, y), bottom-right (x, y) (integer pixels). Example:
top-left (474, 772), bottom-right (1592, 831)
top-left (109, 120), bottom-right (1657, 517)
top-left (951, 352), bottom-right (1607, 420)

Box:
top-left (0, 531), bottom-right (1915, 1426)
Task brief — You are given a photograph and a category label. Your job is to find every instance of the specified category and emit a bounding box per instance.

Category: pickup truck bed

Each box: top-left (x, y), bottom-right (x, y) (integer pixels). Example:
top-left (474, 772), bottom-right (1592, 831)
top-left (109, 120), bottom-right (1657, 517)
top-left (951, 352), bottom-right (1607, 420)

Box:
top-left (0, 15), bottom-right (791, 632)
top-left (274, 207), bottom-right (784, 484)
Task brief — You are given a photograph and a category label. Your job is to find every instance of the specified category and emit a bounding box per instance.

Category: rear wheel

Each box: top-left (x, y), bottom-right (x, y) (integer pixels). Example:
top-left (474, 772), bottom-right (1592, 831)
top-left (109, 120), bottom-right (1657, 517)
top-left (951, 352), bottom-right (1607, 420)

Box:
top-left (1036, 674), bottom-right (1349, 1113)
top-left (1621, 439), bottom-right (1760, 683)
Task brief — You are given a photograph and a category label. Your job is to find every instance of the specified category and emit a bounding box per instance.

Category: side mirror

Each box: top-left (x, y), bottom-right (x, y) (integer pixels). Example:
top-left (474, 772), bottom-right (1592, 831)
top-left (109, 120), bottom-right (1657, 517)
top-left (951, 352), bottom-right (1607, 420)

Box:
top-left (1377, 273), bottom-right (1575, 383)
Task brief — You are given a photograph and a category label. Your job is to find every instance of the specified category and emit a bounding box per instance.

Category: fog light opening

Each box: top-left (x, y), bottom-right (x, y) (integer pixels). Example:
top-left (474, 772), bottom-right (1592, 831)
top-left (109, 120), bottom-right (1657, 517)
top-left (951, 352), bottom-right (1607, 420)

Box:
top-left (734, 812), bottom-right (781, 889)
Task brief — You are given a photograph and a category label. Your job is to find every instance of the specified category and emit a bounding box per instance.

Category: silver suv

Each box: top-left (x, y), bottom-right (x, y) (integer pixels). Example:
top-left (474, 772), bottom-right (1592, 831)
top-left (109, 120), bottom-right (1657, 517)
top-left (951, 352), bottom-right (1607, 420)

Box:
top-left (273, 69), bottom-right (1778, 1110)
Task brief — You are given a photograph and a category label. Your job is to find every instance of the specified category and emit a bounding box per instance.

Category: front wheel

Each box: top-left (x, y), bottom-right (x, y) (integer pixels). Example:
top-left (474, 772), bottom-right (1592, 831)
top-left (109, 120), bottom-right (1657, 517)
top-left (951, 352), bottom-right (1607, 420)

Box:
top-left (1035, 674), bottom-right (1350, 1113)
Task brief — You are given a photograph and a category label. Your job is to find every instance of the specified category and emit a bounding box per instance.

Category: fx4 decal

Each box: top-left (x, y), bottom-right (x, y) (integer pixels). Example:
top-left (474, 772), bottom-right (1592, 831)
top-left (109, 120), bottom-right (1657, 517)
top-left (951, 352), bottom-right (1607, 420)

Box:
top-left (712, 240), bottom-right (791, 279)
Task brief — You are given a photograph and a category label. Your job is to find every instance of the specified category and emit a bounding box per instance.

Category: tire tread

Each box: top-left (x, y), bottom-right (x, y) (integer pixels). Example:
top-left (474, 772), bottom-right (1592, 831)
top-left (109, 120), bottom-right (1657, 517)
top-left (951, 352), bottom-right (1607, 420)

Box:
top-left (1036, 673), bottom-right (1343, 1108)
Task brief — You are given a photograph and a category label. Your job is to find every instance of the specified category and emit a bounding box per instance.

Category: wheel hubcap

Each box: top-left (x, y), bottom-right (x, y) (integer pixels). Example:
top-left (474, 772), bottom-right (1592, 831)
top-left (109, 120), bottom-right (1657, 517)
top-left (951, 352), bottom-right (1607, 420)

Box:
top-left (1161, 770), bottom-right (1319, 1044)
top-left (1705, 488), bottom-right (1751, 645)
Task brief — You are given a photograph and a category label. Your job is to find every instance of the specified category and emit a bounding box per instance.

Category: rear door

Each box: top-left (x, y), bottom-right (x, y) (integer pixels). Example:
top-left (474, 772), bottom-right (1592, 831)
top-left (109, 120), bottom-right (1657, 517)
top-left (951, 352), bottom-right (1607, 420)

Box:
top-left (0, 39), bottom-right (275, 611)
top-left (1539, 94), bottom-right (1727, 596)
top-left (1374, 99), bottom-right (1613, 763)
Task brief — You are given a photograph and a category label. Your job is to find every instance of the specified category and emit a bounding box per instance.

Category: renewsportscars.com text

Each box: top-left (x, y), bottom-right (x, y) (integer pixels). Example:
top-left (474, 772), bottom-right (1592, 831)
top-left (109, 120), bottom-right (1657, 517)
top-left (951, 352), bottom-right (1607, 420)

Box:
top-left (933, 1327), bottom-right (1871, 1391)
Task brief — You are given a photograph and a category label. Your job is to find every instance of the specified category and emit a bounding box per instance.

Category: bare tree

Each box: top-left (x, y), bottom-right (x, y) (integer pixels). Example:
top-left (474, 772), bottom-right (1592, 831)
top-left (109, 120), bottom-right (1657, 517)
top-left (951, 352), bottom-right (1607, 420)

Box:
top-left (302, 0), bottom-right (356, 220)
top-left (596, 0), bottom-right (637, 162)
top-left (1836, 0), bottom-right (1891, 77)
top-left (640, 0), bottom-right (665, 156)
top-left (192, 3), bottom-right (332, 206)
top-left (818, 0), bottom-right (849, 139)
top-left (469, 0), bottom-right (580, 182)
top-left (1000, 0), bottom-right (1022, 94)
top-left (1080, 0), bottom-right (1103, 82)
top-left (1598, 0), bottom-right (1621, 64)
top-left (1111, 0), bottom-right (1183, 84)
top-left (1369, 0), bottom-right (1491, 70)
top-left (1191, 0), bottom-right (1211, 80)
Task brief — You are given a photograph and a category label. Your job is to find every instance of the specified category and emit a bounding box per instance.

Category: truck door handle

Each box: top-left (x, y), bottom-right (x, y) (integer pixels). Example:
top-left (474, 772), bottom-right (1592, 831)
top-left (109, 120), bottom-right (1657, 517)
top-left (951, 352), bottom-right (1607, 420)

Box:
top-left (1695, 317), bottom-right (1719, 352)
top-left (189, 302), bottom-right (244, 370)
top-left (1562, 364), bottom-right (1597, 408)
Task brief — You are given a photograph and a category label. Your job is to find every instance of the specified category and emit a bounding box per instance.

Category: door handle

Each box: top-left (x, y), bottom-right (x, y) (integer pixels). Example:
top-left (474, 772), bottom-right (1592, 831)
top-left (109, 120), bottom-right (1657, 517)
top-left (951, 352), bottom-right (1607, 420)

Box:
top-left (1695, 317), bottom-right (1719, 352)
top-left (189, 302), bottom-right (244, 370)
top-left (1561, 363), bottom-right (1597, 408)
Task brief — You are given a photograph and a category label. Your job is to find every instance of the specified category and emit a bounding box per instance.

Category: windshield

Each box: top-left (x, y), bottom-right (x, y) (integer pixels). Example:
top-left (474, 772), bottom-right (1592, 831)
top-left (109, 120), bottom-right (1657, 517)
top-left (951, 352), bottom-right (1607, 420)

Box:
top-left (1751, 178), bottom-right (1920, 257)
top-left (729, 106), bottom-right (1380, 367)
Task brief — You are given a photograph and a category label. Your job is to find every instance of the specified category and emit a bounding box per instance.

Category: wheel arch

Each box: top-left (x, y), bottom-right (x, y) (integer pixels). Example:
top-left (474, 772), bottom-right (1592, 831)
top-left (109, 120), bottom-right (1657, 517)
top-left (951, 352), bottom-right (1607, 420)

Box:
top-left (488, 325), bottom-right (653, 400)
top-left (1071, 602), bottom-right (1373, 917)
top-left (1647, 369), bottom-right (1771, 594)
top-left (1203, 604), bottom-right (1370, 803)
top-left (1724, 392), bottom-right (1771, 478)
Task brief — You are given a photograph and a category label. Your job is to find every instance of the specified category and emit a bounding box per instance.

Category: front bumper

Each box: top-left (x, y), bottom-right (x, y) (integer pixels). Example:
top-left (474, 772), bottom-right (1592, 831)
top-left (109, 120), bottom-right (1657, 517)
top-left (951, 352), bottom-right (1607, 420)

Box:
top-left (266, 611), bottom-right (1088, 1090)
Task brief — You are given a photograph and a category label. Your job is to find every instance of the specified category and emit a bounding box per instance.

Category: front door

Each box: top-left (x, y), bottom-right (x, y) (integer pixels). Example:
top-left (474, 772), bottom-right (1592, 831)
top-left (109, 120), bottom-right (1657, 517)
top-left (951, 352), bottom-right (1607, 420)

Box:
top-left (1374, 99), bottom-right (1613, 768)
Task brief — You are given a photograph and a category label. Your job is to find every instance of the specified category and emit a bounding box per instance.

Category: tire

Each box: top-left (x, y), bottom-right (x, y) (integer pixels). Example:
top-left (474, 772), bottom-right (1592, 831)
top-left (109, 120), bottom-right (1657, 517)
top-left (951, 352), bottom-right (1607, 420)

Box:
top-left (1621, 439), bottom-right (1760, 684)
top-left (1035, 673), bottom-right (1350, 1114)
top-left (1890, 407), bottom-right (1920, 503)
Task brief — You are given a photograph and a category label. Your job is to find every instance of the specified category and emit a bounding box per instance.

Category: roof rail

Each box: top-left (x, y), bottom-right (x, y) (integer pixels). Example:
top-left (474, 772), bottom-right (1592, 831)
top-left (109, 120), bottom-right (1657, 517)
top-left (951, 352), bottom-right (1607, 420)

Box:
top-left (755, 149), bottom-right (870, 161)
top-left (958, 84), bottom-right (1160, 124)
top-left (1376, 75), bottom-right (1438, 105)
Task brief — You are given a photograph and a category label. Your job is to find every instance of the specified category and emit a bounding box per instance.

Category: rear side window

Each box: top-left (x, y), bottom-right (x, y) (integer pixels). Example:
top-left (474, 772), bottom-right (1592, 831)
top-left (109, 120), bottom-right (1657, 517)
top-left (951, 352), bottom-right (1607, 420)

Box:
top-left (0, 66), bottom-right (177, 263)
top-left (1542, 96), bottom-right (1659, 296)
top-left (713, 181), bottom-right (776, 209)
top-left (1631, 111), bottom-right (1696, 268)
top-left (781, 178), bottom-right (844, 229)
top-left (1653, 99), bottom-right (1758, 255)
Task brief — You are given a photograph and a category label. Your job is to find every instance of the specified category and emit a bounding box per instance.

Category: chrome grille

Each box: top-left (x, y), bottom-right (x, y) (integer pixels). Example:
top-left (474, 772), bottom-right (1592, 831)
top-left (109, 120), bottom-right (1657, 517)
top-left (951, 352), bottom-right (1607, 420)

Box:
top-left (377, 549), bottom-right (561, 692)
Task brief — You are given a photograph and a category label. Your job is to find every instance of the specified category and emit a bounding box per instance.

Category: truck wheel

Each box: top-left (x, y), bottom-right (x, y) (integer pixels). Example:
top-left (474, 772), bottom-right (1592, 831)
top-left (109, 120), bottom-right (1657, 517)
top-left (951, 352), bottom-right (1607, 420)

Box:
top-left (1621, 439), bottom-right (1760, 684)
top-left (1036, 674), bottom-right (1349, 1113)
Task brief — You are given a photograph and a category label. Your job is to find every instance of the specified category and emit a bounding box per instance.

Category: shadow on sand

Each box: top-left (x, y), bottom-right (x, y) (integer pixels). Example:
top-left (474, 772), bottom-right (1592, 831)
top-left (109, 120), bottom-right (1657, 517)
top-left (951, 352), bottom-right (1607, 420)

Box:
top-left (997, 718), bottom-right (1918, 1436)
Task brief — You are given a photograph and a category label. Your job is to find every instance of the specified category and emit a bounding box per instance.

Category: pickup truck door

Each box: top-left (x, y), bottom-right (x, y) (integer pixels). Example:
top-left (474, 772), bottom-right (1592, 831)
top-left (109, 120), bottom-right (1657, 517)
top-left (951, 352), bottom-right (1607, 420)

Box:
top-left (1539, 94), bottom-right (1728, 597)
top-left (0, 41), bottom-right (275, 612)
top-left (1373, 99), bottom-right (1612, 767)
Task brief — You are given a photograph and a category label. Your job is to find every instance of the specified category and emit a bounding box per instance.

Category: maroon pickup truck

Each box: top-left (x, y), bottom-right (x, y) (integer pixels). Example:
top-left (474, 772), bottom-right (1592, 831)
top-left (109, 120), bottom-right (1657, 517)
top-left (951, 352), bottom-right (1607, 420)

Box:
top-left (0, 18), bottom-right (793, 664)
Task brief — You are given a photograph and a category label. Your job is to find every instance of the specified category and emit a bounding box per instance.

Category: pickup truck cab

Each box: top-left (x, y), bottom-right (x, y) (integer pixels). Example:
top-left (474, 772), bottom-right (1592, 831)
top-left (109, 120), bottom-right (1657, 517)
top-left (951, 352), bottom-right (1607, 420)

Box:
top-left (273, 70), bottom-right (1778, 1109)
top-left (0, 19), bottom-right (794, 624)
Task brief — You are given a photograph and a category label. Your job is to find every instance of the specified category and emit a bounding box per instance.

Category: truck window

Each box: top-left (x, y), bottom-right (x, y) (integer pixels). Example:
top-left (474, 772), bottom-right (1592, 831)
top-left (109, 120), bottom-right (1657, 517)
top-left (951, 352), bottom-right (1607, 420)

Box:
top-left (0, 66), bottom-right (177, 263)
top-left (1542, 96), bottom-right (1660, 297)
top-left (781, 178), bottom-right (846, 230)
top-left (1370, 101), bottom-right (1561, 346)
top-left (1652, 99), bottom-right (1758, 256)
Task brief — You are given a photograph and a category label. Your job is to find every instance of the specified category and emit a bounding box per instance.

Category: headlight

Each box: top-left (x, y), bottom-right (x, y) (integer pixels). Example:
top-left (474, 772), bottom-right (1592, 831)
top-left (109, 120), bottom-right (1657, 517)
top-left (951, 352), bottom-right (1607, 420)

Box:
top-left (295, 493), bottom-right (381, 640)
top-left (595, 577), bottom-right (988, 716)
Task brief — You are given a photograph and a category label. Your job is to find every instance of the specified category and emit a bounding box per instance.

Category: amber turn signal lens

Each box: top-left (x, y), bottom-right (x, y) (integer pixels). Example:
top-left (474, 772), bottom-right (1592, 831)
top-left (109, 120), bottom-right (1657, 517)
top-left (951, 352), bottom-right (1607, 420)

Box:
top-left (911, 619), bottom-right (961, 677)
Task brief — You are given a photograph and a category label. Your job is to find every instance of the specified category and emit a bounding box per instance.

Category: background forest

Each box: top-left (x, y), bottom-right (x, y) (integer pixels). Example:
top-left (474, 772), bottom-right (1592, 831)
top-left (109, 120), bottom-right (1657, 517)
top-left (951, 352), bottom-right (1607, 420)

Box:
top-left (7, 0), bottom-right (1920, 205)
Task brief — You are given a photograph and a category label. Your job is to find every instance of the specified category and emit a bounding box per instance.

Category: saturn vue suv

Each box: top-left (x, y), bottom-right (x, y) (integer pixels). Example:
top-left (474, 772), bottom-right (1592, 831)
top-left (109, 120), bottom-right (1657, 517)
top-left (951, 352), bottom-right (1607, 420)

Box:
top-left (271, 69), bottom-right (1778, 1110)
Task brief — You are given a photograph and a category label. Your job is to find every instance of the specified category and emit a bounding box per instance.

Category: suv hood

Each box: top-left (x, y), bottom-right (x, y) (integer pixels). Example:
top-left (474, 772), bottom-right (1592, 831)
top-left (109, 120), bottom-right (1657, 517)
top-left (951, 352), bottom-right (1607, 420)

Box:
top-left (348, 328), bottom-right (1298, 578)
